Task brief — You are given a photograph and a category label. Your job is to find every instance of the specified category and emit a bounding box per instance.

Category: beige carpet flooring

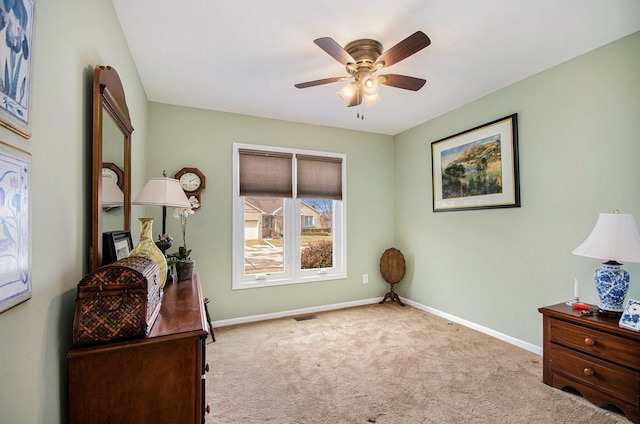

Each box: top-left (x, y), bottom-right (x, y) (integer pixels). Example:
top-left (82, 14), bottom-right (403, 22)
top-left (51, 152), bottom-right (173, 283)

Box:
top-left (206, 303), bottom-right (631, 423)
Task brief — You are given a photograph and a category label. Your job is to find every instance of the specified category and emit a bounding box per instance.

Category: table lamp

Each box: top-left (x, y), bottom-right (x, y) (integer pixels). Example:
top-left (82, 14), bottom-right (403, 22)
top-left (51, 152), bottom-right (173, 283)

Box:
top-left (132, 171), bottom-right (191, 252)
top-left (102, 175), bottom-right (124, 207)
top-left (572, 211), bottom-right (640, 315)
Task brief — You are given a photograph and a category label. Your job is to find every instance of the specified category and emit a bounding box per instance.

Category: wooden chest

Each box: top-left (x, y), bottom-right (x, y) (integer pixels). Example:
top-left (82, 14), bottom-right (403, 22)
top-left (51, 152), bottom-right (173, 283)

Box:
top-left (68, 275), bottom-right (210, 423)
top-left (73, 257), bottom-right (162, 346)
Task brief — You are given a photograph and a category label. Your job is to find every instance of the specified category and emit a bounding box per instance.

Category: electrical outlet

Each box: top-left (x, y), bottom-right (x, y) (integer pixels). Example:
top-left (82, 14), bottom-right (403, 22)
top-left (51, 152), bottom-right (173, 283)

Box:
top-left (362, 273), bottom-right (368, 284)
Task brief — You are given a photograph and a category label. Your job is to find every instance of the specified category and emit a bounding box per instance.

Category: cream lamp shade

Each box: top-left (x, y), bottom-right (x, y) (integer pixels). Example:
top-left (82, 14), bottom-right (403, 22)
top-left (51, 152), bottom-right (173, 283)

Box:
top-left (572, 213), bottom-right (640, 263)
top-left (102, 175), bottom-right (124, 207)
top-left (133, 176), bottom-right (191, 235)
top-left (133, 177), bottom-right (191, 208)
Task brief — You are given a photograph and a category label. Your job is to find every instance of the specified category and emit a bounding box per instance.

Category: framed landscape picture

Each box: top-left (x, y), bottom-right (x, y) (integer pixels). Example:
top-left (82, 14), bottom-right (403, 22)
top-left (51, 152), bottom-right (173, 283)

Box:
top-left (0, 141), bottom-right (31, 313)
top-left (0, 0), bottom-right (35, 138)
top-left (431, 114), bottom-right (520, 212)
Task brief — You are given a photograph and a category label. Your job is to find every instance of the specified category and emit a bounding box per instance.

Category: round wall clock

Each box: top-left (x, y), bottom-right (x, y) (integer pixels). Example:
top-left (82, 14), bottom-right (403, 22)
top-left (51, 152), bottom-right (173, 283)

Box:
top-left (175, 167), bottom-right (206, 204)
top-left (102, 162), bottom-right (124, 190)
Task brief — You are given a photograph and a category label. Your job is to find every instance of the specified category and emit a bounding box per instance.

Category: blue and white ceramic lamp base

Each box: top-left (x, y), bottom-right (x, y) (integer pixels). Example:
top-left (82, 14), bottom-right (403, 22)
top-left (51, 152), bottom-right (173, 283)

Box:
top-left (595, 262), bottom-right (629, 314)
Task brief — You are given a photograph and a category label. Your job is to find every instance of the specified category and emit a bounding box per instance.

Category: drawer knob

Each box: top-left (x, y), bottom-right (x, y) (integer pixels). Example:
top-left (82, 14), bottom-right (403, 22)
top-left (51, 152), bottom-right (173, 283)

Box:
top-left (584, 338), bottom-right (595, 346)
top-left (206, 404), bottom-right (211, 414)
top-left (583, 368), bottom-right (595, 376)
top-left (205, 363), bottom-right (210, 372)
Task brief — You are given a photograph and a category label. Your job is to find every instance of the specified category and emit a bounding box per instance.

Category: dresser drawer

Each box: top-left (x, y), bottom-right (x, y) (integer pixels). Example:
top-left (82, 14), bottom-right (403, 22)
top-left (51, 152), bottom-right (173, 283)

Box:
top-left (550, 318), bottom-right (640, 370)
top-left (550, 344), bottom-right (640, 406)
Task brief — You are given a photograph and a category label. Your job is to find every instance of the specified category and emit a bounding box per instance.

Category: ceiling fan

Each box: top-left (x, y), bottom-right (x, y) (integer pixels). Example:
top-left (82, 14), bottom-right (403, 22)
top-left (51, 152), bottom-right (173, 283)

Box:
top-left (295, 31), bottom-right (431, 112)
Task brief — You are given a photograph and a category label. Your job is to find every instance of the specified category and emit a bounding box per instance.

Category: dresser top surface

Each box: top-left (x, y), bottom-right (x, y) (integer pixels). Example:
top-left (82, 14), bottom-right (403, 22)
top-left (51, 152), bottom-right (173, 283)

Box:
top-left (148, 274), bottom-right (207, 338)
top-left (539, 302), bottom-right (640, 340)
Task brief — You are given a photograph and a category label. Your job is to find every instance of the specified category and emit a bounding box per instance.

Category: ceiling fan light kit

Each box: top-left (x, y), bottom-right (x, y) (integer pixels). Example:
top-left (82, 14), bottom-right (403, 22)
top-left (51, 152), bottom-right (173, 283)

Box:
top-left (361, 72), bottom-right (379, 95)
top-left (364, 92), bottom-right (380, 107)
top-left (295, 31), bottom-right (431, 119)
top-left (337, 83), bottom-right (358, 105)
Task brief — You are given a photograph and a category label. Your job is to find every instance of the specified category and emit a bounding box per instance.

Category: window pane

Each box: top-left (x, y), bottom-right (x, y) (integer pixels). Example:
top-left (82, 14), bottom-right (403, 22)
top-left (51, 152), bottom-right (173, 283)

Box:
top-left (300, 199), bottom-right (333, 270)
top-left (243, 196), bottom-right (284, 275)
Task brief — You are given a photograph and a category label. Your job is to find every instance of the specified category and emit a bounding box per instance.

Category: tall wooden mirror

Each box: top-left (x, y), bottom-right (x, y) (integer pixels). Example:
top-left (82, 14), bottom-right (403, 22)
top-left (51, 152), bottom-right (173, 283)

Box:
top-left (91, 65), bottom-right (133, 271)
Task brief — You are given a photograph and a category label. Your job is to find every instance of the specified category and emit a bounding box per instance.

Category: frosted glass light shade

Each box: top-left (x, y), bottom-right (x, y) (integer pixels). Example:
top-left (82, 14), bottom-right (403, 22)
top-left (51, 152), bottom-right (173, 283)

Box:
top-left (361, 72), bottom-right (379, 95)
top-left (572, 213), bottom-right (640, 263)
top-left (364, 93), bottom-right (381, 107)
top-left (102, 175), bottom-right (124, 207)
top-left (132, 177), bottom-right (191, 208)
top-left (337, 83), bottom-right (357, 105)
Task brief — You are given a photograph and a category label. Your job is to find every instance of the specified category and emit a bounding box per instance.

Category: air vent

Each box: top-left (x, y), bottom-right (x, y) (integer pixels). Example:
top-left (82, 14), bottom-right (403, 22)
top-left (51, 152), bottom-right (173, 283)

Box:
top-left (293, 315), bottom-right (318, 322)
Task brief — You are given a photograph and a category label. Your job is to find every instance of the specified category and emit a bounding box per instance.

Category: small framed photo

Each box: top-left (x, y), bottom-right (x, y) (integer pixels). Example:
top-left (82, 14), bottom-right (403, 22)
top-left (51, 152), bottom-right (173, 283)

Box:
top-left (102, 230), bottom-right (133, 266)
top-left (619, 299), bottom-right (640, 332)
top-left (431, 114), bottom-right (520, 212)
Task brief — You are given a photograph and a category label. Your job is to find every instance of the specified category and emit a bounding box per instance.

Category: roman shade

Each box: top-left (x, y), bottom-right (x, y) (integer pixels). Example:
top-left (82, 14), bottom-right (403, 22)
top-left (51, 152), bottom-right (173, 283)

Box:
top-left (296, 154), bottom-right (343, 200)
top-left (239, 149), bottom-right (293, 197)
top-left (239, 148), bottom-right (343, 200)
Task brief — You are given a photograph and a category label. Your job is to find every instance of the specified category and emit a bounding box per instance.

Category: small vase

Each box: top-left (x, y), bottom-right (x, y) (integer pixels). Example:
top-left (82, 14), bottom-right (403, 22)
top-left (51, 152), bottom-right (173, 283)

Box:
top-left (175, 259), bottom-right (195, 281)
top-left (129, 218), bottom-right (168, 288)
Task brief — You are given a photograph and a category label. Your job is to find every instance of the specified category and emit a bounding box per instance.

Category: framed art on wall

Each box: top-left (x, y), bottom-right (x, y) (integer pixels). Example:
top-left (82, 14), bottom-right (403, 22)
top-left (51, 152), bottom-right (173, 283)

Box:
top-left (0, 0), bottom-right (35, 138)
top-left (431, 113), bottom-right (520, 212)
top-left (0, 141), bottom-right (31, 313)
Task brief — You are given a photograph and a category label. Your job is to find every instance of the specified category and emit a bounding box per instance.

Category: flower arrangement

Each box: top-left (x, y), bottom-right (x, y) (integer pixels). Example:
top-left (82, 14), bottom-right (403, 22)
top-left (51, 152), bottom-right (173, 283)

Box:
top-left (170, 196), bottom-right (200, 262)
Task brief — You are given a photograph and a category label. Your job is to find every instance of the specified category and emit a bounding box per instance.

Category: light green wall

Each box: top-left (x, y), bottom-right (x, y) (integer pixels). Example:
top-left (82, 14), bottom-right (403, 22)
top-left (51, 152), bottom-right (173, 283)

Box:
top-left (0, 1), bottom-right (636, 421)
top-left (0, 0), bottom-right (149, 422)
top-left (394, 31), bottom-right (640, 347)
top-left (145, 103), bottom-right (395, 319)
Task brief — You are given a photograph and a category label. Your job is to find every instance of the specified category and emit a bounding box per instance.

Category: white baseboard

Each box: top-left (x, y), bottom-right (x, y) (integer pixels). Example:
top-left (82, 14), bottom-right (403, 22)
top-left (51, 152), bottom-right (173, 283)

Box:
top-left (401, 297), bottom-right (542, 356)
top-left (212, 296), bottom-right (542, 356)
top-left (212, 298), bottom-right (381, 328)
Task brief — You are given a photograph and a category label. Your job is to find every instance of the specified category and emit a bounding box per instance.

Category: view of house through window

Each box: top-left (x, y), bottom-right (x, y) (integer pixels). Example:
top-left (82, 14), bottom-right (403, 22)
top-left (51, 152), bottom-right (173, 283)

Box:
top-left (233, 143), bottom-right (346, 289)
top-left (299, 199), bottom-right (333, 270)
top-left (243, 196), bottom-right (334, 275)
top-left (243, 196), bottom-right (285, 275)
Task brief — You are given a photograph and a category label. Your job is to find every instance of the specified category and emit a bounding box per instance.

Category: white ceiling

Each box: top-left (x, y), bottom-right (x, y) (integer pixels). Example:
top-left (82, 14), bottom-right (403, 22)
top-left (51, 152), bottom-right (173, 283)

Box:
top-left (112, 0), bottom-right (640, 136)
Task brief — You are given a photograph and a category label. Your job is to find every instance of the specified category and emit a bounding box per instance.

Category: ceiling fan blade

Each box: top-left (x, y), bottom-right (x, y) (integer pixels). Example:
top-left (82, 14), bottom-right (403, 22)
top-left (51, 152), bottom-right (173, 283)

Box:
top-left (295, 76), bottom-right (348, 89)
top-left (314, 37), bottom-right (355, 65)
top-left (375, 31), bottom-right (431, 68)
top-left (379, 74), bottom-right (427, 91)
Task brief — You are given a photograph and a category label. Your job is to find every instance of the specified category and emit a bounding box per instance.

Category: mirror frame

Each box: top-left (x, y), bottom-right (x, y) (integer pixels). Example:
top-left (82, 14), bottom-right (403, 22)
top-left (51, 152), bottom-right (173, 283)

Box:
top-left (91, 65), bottom-right (134, 271)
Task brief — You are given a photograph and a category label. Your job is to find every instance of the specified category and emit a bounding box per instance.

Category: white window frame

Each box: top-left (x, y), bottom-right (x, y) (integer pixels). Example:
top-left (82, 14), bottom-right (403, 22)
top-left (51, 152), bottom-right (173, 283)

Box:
top-left (232, 143), bottom-right (347, 290)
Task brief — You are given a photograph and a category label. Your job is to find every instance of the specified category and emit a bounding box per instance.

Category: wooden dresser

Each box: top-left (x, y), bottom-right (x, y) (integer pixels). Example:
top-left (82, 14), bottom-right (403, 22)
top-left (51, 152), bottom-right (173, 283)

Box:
top-left (539, 303), bottom-right (640, 423)
top-left (68, 274), bottom-right (210, 423)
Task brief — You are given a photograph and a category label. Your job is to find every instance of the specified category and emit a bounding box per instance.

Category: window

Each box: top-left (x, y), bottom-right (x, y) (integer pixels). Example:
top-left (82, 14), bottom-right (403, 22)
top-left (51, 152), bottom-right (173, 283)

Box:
top-left (303, 215), bottom-right (314, 228)
top-left (233, 143), bottom-right (346, 289)
top-left (263, 216), bottom-right (272, 228)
